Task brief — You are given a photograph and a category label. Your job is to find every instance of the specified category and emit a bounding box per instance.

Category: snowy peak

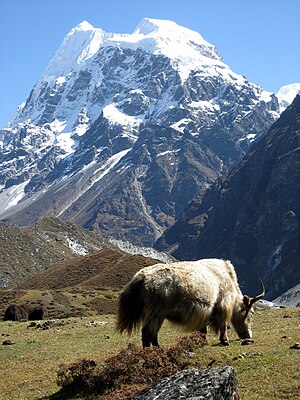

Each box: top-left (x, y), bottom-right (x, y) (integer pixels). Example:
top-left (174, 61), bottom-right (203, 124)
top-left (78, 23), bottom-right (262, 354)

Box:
top-left (70, 20), bottom-right (95, 33)
top-left (124, 17), bottom-right (222, 68)
top-left (43, 18), bottom-right (222, 82)
top-left (133, 17), bottom-right (208, 46)
top-left (276, 83), bottom-right (300, 113)
top-left (6, 17), bottom-right (280, 140)
top-left (43, 21), bottom-right (105, 77)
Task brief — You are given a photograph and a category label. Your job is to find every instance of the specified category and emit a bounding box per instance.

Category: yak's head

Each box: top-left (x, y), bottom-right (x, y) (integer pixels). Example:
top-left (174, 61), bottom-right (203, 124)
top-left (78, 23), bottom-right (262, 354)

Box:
top-left (231, 280), bottom-right (265, 339)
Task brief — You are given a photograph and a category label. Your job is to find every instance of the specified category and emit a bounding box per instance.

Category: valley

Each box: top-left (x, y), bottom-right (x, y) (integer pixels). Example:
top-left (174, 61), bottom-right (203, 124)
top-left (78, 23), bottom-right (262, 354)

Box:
top-left (0, 308), bottom-right (299, 399)
top-left (0, 15), bottom-right (299, 399)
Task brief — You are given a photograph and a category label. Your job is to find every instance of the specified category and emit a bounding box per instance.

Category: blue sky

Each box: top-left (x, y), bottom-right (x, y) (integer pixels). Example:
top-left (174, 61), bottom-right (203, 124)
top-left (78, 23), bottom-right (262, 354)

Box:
top-left (0, 0), bottom-right (299, 128)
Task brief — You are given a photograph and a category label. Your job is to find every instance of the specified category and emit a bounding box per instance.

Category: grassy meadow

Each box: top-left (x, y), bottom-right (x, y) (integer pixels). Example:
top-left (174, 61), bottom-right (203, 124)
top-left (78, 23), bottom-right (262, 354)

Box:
top-left (0, 307), bottom-right (299, 399)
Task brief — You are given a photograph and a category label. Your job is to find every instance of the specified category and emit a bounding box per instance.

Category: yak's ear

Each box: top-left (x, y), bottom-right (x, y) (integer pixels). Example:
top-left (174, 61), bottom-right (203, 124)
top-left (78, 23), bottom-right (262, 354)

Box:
top-left (243, 295), bottom-right (251, 308)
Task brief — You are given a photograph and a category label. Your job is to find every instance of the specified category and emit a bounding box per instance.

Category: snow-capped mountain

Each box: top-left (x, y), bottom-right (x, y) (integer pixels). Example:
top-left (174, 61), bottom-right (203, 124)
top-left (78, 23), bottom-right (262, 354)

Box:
top-left (0, 18), bottom-right (288, 245)
top-left (276, 83), bottom-right (300, 113)
top-left (7, 18), bottom-right (224, 135)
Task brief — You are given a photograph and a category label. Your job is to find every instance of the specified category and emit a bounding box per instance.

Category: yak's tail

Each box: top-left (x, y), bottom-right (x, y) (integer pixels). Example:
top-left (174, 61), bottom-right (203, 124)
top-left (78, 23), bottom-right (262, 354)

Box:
top-left (117, 274), bottom-right (144, 335)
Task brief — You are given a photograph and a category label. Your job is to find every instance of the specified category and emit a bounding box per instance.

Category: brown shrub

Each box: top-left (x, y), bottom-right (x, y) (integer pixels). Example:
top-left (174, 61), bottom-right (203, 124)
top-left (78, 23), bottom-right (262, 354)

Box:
top-left (57, 359), bottom-right (97, 389)
top-left (57, 332), bottom-right (207, 397)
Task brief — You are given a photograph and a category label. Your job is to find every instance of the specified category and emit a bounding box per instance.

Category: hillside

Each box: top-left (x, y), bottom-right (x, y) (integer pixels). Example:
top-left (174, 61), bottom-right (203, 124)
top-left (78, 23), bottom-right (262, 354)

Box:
top-left (157, 95), bottom-right (300, 300)
top-left (17, 247), bottom-right (159, 290)
top-left (274, 283), bottom-right (300, 307)
top-left (0, 247), bottom-right (159, 319)
top-left (0, 217), bottom-right (107, 289)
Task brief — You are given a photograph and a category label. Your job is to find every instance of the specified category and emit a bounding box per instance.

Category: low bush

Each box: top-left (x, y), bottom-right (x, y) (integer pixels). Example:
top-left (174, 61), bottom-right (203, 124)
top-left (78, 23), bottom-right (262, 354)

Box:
top-left (57, 332), bottom-right (207, 396)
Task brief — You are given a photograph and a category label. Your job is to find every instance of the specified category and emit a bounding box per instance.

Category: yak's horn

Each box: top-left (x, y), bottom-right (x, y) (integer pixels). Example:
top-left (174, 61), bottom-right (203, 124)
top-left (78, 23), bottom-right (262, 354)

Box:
top-left (249, 279), bottom-right (265, 307)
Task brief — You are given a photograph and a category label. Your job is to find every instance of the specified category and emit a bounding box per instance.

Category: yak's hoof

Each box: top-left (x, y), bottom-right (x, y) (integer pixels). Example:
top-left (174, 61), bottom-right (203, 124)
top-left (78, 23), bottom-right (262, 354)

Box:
top-left (241, 339), bottom-right (254, 345)
top-left (221, 341), bottom-right (230, 346)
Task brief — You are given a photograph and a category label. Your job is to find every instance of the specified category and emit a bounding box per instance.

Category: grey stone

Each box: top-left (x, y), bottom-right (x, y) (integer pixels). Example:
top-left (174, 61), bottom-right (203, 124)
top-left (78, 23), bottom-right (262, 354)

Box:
top-left (2, 340), bottom-right (15, 345)
top-left (131, 367), bottom-right (239, 400)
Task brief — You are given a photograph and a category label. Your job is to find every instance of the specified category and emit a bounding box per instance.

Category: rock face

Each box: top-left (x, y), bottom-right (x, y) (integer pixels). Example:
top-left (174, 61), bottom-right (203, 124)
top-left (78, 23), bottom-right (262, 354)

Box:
top-left (131, 367), bottom-right (239, 399)
top-left (0, 18), bottom-right (281, 246)
top-left (273, 283), bottom-right (300, 307)
top-left (156, 96), bottom-right (300, 299)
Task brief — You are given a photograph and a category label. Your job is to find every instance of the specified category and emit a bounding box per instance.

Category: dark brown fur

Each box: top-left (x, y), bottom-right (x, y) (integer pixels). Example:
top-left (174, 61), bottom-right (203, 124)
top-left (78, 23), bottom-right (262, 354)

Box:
top-left (3, 304), bottom-right (44, 322)
top-left (117, 275), bottom-right (144, 335)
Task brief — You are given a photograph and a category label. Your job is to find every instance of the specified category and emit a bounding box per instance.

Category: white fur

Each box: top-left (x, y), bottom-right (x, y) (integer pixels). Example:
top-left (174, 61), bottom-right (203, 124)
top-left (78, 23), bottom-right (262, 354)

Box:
top-left (118, 258), bottom-right (253, 346)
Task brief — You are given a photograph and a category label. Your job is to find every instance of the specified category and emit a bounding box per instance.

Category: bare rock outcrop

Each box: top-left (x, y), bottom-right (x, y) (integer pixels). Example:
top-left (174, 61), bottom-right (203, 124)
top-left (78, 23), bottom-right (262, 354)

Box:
top-left (131, 366), bottom-right (239, 399)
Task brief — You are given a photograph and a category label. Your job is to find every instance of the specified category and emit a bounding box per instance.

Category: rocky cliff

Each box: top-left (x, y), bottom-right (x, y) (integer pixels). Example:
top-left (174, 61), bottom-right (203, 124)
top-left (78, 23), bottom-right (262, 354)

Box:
top-left (157, 95), bottom-right (300, 299)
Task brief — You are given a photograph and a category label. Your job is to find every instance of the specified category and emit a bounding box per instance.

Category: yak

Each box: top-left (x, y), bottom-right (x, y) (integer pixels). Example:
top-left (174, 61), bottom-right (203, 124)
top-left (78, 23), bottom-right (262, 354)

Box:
top-left (3, 304), bottom-right (44, 322)
top-left (117, 259), bottom-right (264, 347)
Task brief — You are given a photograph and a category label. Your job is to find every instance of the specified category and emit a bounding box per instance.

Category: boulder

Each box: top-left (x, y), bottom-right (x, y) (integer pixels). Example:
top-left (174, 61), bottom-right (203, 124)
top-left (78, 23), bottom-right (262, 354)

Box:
top-left (131, 366), bottom-right (239, 399)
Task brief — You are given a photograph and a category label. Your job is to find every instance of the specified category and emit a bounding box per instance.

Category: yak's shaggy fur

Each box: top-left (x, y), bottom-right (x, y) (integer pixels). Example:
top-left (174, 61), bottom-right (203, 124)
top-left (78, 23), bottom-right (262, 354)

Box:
top-left (117, 259), bottom-right (263, 347)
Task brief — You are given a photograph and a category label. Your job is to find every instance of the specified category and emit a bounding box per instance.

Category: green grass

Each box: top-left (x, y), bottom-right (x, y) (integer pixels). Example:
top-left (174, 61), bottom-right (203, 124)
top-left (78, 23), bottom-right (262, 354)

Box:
top-left (0, 308), bottom-right (299, 399)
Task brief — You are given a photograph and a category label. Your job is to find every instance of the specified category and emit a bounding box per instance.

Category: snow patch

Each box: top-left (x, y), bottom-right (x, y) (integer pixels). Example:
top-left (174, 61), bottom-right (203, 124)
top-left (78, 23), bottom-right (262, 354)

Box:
top-left (255, 300), bottom-right (279, 310)
top-left (74, 124), bottom-right (88, 136)
top-left (110, 238), bottom-right (173, 263)
top-left (92, 148), bottom-right (131, 185)
top-left (55, 131), bottom-right (75, 157)
top-left (259, 90), bottom-right (273, 103)
top-left (276, 83), bottom-right (300, 112)
top-left (65, 237), bottom-right (88, 255)
top-left (0, 179), bottom-right (30, 211)
top-left (103, 103), bottom-right (143, 127)
top-left (170, 118), bottom-right (191, 133)
top-left (190, 100), bottom-right (220, 111)
top-left (157, 149), bottom-right (180, 157)
top-left (57, 148), bottom-right (131, 217)
top-left (56, 76), bottom-right (66, 85)
top-left (49, 119), bottom-right (67, 133)
top-left (239, 133), bottom-right (257, 142)
top-left (246, 133), bottom-right (257, 141)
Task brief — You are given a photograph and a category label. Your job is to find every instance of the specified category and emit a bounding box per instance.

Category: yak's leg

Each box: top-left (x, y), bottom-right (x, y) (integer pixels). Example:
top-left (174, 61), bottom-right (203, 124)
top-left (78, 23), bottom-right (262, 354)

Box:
top-left (142, 325), bottom-right (160, 348)
top-left (142, 325), bottom-right (160, 347)
top-left (200, 326), bottom-right (207, 337)
top-left (142, 325), bottom-right (151, 348)
top-left (219, 324), bottom-right (229, 346)
top-left (150, 334), bottom-right (159, 347)
top-left (142, 317), bottom-right (163, 348)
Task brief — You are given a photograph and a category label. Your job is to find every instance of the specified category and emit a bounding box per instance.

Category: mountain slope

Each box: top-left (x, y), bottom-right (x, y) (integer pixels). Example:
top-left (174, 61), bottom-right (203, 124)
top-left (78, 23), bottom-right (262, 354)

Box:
top-left (0, 246), bottom-right (160, 320)
top-left (0, 18), bottom-right (282, 245)
top-left (273, 283), bottom-right (300, 307)
top-left (0, 217), bottom-right (107, 288)
top-left (156, 95), bottom-right (300, 299)
top-left (17, 247), bottom-right (159, 290)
